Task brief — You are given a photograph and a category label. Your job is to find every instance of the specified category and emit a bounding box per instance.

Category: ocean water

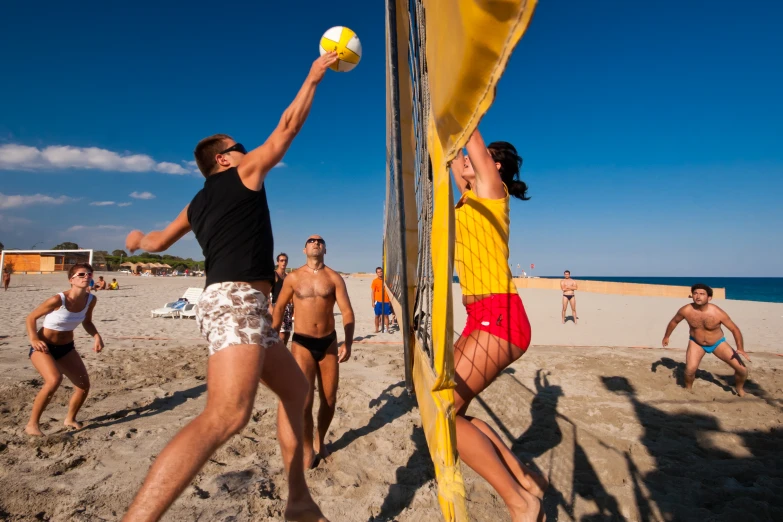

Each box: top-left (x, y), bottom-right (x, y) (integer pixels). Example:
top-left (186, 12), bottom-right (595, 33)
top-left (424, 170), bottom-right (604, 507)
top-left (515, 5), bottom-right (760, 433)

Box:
top-left (551, 277), bottom-right (783, 303)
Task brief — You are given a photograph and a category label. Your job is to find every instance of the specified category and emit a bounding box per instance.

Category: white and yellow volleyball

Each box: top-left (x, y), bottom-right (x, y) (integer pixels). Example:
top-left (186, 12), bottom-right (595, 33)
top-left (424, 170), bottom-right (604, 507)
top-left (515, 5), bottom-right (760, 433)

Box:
top-left (319, 26), bottom-right (362, 72)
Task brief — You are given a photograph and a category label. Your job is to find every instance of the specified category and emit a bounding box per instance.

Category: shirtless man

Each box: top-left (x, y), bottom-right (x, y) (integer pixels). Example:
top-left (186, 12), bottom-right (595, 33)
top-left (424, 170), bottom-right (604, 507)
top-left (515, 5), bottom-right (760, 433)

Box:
top-left (3, 269), bottom-right (10, 291)
top-left (273, 235), bottom-right (355, 469)
top-left (662, 283), bottom-right (750, 396)
top-left (94, 276), bottom-right (107, 290)
top-left (560, 270), bottom-right (577, 324)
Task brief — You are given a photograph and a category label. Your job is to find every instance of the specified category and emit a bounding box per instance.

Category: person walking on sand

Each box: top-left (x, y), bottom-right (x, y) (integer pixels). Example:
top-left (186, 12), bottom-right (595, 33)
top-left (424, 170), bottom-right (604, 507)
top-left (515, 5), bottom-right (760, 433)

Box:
top-left (450, 129), bottom-right (547, 522)
top-left (121, 53), bottom-right (338, 522)
top-left (560, 270), bottom-right (577, 324)
top-left (3, 268), bottom-right (10, 291)
top-left (273, 235), bottom-right (354, 469)
top-left (24, 263), bottom-right (103, 436)
top-left (662, 283), bottom-right (750, 396)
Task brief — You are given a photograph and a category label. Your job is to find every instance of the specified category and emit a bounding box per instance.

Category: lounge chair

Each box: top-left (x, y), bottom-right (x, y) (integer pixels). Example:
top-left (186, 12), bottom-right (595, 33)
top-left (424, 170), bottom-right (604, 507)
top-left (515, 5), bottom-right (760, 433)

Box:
top-left (151, 287), bottom-right (203, 318)
top-left (178, 302), bottom-right (198, 319)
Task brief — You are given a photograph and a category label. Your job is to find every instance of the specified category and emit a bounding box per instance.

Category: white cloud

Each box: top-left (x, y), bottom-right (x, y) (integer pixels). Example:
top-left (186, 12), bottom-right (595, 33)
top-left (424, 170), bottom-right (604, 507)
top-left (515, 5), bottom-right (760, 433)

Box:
top-left (90, 201), bottom-right (116, 206)
top-left (0, 214), bottom-right (33, 225)
top-left (65, 224), bottom-right (126, 233)
top-left (117, 202), bottom-right (132, 207)
top-left (275, 162), bottom-right (287, 168)
top-left (0, 144), bottom-right (190, 175)
top-left (0, 192), bottom-right (75, 209)
top-left (130, 191), bottom-right (155, 200)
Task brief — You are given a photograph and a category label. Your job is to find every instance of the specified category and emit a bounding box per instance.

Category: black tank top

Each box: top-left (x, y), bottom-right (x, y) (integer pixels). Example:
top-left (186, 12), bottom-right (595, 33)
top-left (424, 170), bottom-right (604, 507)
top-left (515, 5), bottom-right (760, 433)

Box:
top-left (187, 168), bottom-right (275, 287)
top-left (271, 271), bottom-right (285, 304)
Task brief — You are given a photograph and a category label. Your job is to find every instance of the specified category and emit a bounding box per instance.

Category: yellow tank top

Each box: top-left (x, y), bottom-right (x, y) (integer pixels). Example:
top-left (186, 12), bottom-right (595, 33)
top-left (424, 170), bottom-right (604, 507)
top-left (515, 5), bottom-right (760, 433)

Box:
top-left (454, 187), bottom-right (517, 296)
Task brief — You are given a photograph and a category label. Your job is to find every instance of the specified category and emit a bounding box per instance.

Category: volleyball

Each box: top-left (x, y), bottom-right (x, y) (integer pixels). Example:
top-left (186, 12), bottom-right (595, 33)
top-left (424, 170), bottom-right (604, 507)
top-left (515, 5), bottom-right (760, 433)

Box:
top-left (319, 26), bottom-right (362, 72)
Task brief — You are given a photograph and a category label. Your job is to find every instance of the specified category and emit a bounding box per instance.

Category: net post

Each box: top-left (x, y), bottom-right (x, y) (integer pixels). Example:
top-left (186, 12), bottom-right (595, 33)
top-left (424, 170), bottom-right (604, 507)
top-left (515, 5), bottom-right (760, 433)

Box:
top-left (386, 0), bottom-right (413, 393)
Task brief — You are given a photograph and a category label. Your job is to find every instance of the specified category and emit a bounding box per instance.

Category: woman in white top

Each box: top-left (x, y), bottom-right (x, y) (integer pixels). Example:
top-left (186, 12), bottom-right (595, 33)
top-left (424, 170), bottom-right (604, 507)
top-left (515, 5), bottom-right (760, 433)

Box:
top-left (25, 263), bottom-right (104, 436)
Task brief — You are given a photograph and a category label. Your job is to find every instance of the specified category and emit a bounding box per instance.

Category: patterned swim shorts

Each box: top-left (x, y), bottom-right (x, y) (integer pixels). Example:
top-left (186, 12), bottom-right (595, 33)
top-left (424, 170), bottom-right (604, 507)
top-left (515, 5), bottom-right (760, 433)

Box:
top-left (196, 282), bottom-right (280, 356)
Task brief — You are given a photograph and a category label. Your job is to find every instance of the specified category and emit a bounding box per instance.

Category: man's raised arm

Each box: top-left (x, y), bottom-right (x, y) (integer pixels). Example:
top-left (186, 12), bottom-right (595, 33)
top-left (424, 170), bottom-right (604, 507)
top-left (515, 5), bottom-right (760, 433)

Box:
top-left (125, 205), bottom-right (191, 254)
top-left (238, 53), bottom-right (338, 191)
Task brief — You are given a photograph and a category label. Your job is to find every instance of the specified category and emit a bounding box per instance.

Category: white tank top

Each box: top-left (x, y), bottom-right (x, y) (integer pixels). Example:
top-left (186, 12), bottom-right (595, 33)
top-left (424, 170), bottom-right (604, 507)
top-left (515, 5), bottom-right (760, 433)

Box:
top-left (42, 293), bottom-right (94, 332)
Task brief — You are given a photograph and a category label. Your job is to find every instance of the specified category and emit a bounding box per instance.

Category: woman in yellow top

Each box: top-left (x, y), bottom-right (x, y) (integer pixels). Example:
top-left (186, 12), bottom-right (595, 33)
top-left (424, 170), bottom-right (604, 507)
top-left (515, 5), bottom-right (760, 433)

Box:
top-left (451, 129), bottom-right (546, 521)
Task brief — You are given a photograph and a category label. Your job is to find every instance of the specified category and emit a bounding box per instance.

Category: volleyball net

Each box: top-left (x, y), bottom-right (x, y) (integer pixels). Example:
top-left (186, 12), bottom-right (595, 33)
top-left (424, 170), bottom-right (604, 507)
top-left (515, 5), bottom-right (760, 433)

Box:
top-left (384, 0), bottom-right (537, 519)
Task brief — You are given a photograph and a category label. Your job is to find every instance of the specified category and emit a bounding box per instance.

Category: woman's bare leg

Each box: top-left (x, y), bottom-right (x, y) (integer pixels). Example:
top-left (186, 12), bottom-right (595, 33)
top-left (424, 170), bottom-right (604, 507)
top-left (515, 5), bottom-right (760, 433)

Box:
top-left (454, 331), bottom-right (542, 521)
top-left (56, 349), bottom-right (90, 429)
top-left (26, 352), bottom-right (63, 436)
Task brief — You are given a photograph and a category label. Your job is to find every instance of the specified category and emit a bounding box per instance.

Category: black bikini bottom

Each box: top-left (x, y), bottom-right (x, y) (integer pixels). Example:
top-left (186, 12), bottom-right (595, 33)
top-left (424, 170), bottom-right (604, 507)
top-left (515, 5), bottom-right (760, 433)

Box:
top-left (292, 331), bottom-right (337, 362)
top-left (28, 340), bottom-right (75, 360)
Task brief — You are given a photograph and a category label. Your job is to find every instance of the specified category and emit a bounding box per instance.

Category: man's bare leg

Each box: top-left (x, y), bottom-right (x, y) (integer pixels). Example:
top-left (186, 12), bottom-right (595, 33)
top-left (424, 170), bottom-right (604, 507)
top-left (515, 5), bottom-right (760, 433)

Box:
top-left (713, 342), bottom-right (749, 397)
top-left (261, 340), bottom-right (327, 522)
top-left (291, 342), bottom-right (318, 470)
top-left (684, 341), bottom-right (707, 392)
top-left (561, 296), bottom-right (567, 324)
top-left (123, 345), bottom-right (264, 522)
top-left (570, 296), bottom-right (577, 324)
top-left (374, 315), bottom-right (380, 333)
top-left (315, 344), bottom-right (339, 459)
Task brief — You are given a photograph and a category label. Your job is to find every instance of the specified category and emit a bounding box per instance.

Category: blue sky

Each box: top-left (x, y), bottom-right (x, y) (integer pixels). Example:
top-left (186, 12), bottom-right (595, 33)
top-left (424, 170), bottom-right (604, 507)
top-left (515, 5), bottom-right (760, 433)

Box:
top-left (1, 1), bottom-right (781, 276)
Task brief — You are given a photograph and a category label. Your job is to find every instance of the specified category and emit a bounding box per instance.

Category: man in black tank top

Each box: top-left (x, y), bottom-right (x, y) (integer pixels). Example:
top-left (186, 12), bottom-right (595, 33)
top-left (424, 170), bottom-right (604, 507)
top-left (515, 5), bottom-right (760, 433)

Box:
top-left (123, 52), bottom-right (337, 522)
top-left (271, 252), bottom-right (294, 346)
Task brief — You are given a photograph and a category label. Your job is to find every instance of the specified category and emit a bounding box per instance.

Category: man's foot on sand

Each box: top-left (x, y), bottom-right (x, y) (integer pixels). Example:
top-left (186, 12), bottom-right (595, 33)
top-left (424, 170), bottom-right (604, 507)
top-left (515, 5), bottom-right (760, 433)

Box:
top-left (285, 496), bottom-right (329, 522)
top-left (304, 447), bottom-right (318, 470)
top-left (315, 442), bottom-right (331, 462)
top-left (64, 419), bottom-right (83, 430)
top-left (25, 423), bottom-right (44, 437)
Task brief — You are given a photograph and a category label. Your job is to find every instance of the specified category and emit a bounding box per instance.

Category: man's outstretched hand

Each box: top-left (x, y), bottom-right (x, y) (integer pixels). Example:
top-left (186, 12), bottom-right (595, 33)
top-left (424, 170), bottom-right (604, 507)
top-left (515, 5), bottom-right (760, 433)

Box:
top-left (125, 230), bottom-right (144, 253)
top-left (309, 52), bottom-right (338, 84)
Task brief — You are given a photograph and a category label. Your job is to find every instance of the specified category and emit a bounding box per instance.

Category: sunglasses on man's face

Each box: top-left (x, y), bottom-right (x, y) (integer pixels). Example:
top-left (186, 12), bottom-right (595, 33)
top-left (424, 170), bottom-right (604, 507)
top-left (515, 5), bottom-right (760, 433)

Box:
top-left (72, 272), bottom-right (93, 279)
top-left (306, 238), bottom-right (325, 245)
top-left (218, 143), bottom-right (247, 155)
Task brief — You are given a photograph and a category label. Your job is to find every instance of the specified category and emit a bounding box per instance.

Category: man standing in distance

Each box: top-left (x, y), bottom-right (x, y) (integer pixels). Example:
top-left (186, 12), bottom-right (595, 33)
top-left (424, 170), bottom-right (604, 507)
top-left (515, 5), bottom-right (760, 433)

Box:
top-left (122, 53), bottom-right (337, 522)
top-left (273, 235), bottom-right (354, 469)
top-left (271, 252), bottom-right (294, 346)
top-left (371, 267), bottom-right (391, 333)
top-left (560, 270), bottom-right (577, 324)
top-left (662, 283), bottom-right (750, 396)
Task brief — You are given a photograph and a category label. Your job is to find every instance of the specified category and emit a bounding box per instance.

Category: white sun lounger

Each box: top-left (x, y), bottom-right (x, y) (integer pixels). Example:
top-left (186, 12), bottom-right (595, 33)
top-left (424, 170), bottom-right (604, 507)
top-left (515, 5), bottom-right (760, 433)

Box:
top-left (178, 302), bottom-right (198, 319)
top-left (151, 287), bottom-right (203, 318)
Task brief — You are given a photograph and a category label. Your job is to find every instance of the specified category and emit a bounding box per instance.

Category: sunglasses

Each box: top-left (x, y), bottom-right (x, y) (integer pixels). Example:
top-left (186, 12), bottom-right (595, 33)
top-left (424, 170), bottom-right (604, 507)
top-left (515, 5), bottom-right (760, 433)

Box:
top-left (72, 272), bottom-right (93, 279)
top-left (218, 143), bottom-right (247, 155)
top-left (306, 238), bottom-right (325, 245)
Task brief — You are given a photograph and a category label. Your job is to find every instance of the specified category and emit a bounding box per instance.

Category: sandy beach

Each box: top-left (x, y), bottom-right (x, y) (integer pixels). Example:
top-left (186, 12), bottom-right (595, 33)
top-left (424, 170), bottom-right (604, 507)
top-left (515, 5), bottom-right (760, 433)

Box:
top-left (1, 274), bottom-right (781, 521)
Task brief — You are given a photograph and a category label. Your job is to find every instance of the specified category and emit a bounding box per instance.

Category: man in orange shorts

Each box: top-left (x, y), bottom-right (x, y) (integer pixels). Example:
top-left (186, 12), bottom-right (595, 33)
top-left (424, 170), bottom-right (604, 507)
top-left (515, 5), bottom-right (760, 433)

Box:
top-left (370, 267), bottom-right (392, 333)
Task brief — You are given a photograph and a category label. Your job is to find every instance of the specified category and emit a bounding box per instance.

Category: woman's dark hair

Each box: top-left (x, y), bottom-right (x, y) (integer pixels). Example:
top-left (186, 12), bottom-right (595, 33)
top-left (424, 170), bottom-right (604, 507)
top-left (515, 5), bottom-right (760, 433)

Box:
top-left (487, 141), bottom-right (529, 201)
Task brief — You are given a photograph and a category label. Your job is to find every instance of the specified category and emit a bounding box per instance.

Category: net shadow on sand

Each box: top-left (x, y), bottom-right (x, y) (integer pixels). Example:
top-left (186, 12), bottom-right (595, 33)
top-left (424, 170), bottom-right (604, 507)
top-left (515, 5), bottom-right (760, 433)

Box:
top-left (472, 366), bottom-right (783, 521)
top-left (602, 376), bottom-right (783, 521)
top-left (84, 383), bottom-right (206, 431)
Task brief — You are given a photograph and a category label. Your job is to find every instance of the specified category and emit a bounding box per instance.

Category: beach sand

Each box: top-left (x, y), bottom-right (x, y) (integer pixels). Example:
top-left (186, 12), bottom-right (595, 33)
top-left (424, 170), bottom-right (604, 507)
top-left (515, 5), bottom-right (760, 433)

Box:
top-left (0, 274), bottom-right (781, 521)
